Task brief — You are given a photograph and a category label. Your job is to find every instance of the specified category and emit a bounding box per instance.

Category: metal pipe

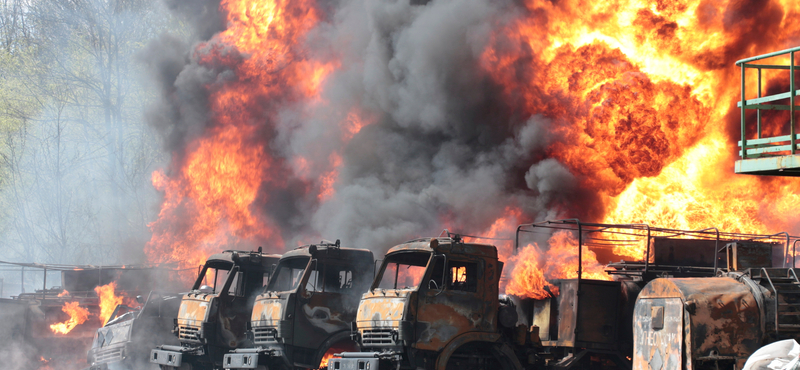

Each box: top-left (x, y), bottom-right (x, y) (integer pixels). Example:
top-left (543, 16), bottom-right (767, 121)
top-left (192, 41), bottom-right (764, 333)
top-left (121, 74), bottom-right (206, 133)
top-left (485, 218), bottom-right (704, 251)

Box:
top-left (789, 51), bottom-right (797, 154)
top-left (644, 225), bottom-right (652, 275)
top-left (43, 267), bottom-right (47, 300)
top-left (758, 67), bottom-right (762, 138)
top-left (514, 224), bottom-right (523, 253)
top-left (21, 267), bottom-right (24, 294)
top-left (578, 221), bottom-right (583, 281)
top-left (735, 46), bottom-right (800, 65)
top-left (742, 64), bottom-right (747, 158)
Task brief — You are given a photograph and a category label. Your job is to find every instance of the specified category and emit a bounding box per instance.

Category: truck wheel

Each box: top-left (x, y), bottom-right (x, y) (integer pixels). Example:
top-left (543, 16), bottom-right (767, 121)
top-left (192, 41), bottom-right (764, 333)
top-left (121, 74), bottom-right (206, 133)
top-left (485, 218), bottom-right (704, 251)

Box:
top-left (445, 342), bottom-right (520, 370)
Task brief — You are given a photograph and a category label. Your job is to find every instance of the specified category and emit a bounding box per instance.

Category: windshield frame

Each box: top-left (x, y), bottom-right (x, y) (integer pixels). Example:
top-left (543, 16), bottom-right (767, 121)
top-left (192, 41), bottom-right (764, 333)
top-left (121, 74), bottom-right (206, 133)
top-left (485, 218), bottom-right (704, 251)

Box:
top-left (265, 256), bottom-right (312, 293)
top-left (371, 251), bottom-right (433, 291)
top-left (192, 260), bottom-right (234, 293)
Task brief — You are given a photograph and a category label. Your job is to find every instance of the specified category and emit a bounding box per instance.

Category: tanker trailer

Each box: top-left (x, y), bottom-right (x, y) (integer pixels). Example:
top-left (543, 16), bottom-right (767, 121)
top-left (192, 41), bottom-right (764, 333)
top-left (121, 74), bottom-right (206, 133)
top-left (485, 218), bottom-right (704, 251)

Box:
top-left (633, 242), bottom-right (800, 370)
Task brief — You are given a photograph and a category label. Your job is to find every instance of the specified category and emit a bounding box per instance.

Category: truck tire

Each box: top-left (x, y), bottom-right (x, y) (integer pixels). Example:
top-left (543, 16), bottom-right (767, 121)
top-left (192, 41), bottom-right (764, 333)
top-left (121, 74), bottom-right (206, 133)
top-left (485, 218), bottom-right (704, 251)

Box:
top-left (444, 342), bottom-right (521, 370)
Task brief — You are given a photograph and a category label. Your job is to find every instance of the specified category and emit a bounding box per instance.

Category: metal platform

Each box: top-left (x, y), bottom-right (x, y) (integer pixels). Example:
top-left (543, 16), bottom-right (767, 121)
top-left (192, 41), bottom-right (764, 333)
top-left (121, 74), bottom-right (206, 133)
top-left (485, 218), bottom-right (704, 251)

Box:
top-left (735, 46), bottom-right (800, 176)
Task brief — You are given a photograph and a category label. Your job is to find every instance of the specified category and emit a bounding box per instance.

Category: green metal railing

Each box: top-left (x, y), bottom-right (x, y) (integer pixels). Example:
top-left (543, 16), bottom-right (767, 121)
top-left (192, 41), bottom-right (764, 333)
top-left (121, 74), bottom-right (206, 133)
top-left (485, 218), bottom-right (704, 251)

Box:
top-left (736, 46), bottom-right (800, 159)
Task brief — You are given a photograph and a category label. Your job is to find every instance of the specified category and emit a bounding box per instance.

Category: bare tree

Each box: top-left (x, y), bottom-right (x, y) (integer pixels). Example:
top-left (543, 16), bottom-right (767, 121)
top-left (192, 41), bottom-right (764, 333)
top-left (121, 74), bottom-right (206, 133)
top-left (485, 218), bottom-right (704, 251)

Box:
top-left (0, 0), bottom-right (180, 266)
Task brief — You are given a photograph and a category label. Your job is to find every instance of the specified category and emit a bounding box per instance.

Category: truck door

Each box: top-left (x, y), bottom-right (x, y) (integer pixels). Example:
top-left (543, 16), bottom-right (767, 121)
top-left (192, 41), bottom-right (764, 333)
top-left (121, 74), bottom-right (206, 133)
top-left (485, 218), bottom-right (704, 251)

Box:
top-left (415, 256), bottom-right (488, 352)
top-left (294, 259), bottom-right (359, 363)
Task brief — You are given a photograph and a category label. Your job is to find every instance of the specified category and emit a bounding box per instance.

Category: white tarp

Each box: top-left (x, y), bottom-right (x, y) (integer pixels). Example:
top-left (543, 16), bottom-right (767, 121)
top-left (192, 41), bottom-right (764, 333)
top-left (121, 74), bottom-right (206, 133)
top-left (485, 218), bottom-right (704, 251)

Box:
top-left (743, 339), bottom-right (800, 370)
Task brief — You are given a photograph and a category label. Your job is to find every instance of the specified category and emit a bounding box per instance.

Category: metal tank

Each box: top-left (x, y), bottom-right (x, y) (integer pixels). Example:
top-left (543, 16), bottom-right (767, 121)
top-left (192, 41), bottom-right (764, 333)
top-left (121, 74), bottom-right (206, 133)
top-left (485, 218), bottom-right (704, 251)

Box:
top-left (633, 242), bottom-right (800, 370)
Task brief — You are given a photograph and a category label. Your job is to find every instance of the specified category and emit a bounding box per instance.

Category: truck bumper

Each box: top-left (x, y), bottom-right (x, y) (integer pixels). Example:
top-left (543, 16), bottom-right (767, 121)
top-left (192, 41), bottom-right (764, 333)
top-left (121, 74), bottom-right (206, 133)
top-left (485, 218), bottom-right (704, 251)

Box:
top-left (87, 360), bottom-right (136, 370)
top-left (223, 350), bottom-right (259, 369)
top-left (150, 346), bottom-right (184, 367)
top-left (223, 348), bottom-right (287, 370)
top-left (328, 352), bottom-right (382, 370)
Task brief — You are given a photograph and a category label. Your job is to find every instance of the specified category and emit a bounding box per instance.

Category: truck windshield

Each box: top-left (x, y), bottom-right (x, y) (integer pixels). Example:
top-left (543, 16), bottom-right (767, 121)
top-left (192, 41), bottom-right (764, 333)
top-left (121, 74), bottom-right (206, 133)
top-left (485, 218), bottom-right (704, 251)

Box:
top-left (375, 252), bottom-right (430, 290)
top-left (267, 257), bottom-right (310, 292)
top-left (194, 261), bottom-right (233, 293)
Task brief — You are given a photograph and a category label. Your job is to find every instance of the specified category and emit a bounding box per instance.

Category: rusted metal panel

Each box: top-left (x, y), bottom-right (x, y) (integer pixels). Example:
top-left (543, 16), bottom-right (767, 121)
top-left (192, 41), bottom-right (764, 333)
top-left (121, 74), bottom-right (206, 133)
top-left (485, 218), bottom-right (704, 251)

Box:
top-left (651, 238), bottom-right (720, 267)
top-left (633, 297), bottom-right (683, 370)
top-left (533, 279), bottom-right (621, 349)
top-left (635, 277), bottom-right (762, 369)
top-left (574, 280), bottom-right (620, 348)
top-left (532, 299), bottom-right (554, 341)
top-left (726, 242), bottom-right (774, 271)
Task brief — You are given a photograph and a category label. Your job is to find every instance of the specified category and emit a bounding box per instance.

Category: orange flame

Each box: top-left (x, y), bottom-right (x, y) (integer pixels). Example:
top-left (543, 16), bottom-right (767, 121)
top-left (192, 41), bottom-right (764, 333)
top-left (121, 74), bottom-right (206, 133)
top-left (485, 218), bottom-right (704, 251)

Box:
top-left (95, 282), bottom-right (135, 325)
top-left (146, 124), bottom-right (283, 270)
top-left (146, 0), bottom-right (336, 266)
top-left (49, 301), bottom-right (90, 335)
top-left (505, 231), bottom-right (610, 299)
top-left (38, 357), bottom-right (53, 370)
top-left (318, 343), bottom-right (356, 369)
top-left (480, 0), bottom-right (800, 261)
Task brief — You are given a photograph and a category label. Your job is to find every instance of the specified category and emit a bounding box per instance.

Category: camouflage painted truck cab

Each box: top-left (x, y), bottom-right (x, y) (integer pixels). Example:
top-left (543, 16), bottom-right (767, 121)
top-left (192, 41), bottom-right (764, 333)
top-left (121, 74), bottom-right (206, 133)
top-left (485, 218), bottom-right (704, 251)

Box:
top-left (329, 237), bottom-right (521, 370)
top-left (87, 292), bottom-right (182, 370)
top-left (223, 241), bottom-right (374, 370)
top-left (151, 249), bottom-right (281, 370)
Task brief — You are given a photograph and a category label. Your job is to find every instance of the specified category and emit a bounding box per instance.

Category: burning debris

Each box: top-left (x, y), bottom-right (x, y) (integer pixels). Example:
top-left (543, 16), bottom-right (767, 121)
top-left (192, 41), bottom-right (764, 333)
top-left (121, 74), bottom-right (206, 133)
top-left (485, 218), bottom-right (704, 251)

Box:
top-left (505, 230), bottom-right (609, 299)
top-left (49, 302), bottom-right (90, 335)
top-left (0, 261), bottom-right (186, 370)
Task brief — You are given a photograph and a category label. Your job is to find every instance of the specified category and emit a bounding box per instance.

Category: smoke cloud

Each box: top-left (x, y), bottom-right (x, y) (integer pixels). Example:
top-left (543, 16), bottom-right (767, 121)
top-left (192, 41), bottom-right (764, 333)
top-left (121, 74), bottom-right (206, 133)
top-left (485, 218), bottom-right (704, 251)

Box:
top-left (143, 0), bottom-right (800, 266)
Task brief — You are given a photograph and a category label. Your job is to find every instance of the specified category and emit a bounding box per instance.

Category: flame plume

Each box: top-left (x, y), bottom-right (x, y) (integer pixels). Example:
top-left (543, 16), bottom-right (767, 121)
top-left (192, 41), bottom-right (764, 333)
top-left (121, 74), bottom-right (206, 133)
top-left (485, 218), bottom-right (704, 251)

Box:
top-left (50, 302), bottom-right (90, 335)
top-left (95, 282), bottom-right (136, 325)
top-left (506, 231), bottom-right (609, 299)
top-left (145, 0), bottom-right (800, 283)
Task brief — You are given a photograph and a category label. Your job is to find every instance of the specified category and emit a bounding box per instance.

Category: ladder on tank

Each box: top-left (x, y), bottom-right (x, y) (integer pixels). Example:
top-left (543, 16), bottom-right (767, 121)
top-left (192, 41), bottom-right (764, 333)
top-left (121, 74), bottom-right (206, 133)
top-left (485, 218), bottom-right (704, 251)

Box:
top-left (752, 268), bottom-right (800, 338)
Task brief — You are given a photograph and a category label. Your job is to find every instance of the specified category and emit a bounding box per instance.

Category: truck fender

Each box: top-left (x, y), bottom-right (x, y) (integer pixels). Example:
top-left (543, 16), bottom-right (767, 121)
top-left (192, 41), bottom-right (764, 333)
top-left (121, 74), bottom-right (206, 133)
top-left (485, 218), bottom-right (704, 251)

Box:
top-left (313, 330), bottom-right (357, 367)
top-left (435, 332), bottom-right (521, 370)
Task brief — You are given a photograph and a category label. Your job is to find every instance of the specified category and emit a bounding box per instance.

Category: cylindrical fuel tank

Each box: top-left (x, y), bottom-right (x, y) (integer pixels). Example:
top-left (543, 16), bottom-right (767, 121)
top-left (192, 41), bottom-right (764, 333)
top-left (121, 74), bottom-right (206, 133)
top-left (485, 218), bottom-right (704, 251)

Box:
top-left (633, 276), bottom-right (765, 370)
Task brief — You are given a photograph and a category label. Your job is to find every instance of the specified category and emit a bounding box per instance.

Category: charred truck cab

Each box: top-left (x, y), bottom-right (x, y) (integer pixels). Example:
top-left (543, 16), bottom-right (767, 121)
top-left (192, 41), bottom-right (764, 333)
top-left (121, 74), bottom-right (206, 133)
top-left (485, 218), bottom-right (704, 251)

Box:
top-left (151, 249), bottom-right (281, 370)
top-left (330, 237), bottom-right (521, 370)
top-left (87, 292), bottom-right (183, 370)
top-left (223, 241), bottom-right (374, 370)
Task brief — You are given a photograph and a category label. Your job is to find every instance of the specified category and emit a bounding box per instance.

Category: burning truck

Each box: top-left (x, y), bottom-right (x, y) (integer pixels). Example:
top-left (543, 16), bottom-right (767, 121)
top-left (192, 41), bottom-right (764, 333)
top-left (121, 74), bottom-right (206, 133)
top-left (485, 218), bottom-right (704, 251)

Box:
top-left (329, 220), bottom-right (800, 370)
top-left (222, 241), bottom-right (374, 370)
top-left (86, 291), bottom-right (183, 370)
top-left (149, 248), bottom-right (282, 370)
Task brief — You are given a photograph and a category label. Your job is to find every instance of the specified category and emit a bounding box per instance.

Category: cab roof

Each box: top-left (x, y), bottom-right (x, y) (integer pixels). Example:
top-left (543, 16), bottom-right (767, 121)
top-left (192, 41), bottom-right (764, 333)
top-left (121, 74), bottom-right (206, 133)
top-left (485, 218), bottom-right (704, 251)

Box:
top-left (387, 237), bottom-right (497, 259)
top-left (280, 244), bottom-right (374, 262)
top-left (206, 250), bottom-right (282, 268)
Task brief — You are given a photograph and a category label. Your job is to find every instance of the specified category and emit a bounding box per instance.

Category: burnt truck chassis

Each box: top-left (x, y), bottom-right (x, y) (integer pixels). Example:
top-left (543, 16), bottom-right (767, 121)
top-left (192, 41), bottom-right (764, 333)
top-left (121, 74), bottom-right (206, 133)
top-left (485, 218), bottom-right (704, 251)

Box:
top-left (86, 291), bottom-right (183, 370)
top-left (330, 220), bottom-right (798, 370)
top-left (223, 241), bottom-right (375, 370)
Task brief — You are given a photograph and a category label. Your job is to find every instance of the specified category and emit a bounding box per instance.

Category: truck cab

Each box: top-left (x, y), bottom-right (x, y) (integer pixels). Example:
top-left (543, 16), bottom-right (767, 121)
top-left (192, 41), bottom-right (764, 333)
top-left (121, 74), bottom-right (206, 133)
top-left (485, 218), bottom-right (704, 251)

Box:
top-left (151, 249), bottom-right (281, 370)
top-left (330, 237), bottom-right (519, 370)
top-left (223, 241), bottom-right (374, 370)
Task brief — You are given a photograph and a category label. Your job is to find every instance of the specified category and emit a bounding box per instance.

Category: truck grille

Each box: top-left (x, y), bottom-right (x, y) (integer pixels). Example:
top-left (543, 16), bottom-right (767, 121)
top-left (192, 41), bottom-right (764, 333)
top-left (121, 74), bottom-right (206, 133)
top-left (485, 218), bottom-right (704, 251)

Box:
top-left (253, 326), bottom-right (278, 344)
top-left (94, 347), bottom-right (123, 363)
top-left (179, 324), bottom-right (201, 342)
top-left (362, 328), bottom-right (394, 345)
